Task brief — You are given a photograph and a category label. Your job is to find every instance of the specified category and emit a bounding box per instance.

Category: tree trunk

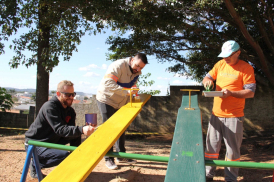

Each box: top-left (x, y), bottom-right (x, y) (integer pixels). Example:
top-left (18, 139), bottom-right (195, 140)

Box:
top-left (35, 2), bottom-right (50, 117)
top-left (35, 62), bottom-right (49, 117)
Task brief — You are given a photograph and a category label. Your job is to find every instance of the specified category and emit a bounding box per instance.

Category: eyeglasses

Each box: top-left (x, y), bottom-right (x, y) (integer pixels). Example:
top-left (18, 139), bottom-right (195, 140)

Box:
top-left (61, 92), bottom-right (76, 97)
top-left (226, 51), bottom-right (238, 58)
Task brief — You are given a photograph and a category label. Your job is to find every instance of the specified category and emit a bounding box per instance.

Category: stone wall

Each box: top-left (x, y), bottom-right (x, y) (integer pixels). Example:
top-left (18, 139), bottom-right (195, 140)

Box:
top-left (1, 85), bottom-right (273, 133)
top-left (71, 85), bottom-right (274, 133)
top-left (71, 95), bottom-right (102, 127)
top-left (0, 106), bottom-right (35, 128)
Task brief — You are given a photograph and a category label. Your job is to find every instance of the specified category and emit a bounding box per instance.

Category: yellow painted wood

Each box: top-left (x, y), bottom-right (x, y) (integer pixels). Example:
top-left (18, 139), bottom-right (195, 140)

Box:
top-left (42, 94), bottom-right (151, 182)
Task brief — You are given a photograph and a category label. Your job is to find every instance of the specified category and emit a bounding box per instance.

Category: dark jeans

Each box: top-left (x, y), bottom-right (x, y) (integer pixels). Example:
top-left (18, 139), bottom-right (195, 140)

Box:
top-left (25, 136), bottom-right (81, 169)
top-left (96, 100), bottom-right (126, 161)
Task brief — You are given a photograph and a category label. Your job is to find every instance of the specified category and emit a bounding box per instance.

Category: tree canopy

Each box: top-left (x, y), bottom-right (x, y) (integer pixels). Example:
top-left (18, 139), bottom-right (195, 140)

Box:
top-left (2, 0), bottom-right (273, 115)
top-left (1, 0), bottom-right (109, 115)
top-left (97, 0), bottom-right (274, 87)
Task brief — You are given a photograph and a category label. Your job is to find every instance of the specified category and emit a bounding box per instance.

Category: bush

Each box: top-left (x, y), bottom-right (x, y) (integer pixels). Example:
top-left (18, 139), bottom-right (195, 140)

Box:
top-left (0, 87), bottom-right (14, 112)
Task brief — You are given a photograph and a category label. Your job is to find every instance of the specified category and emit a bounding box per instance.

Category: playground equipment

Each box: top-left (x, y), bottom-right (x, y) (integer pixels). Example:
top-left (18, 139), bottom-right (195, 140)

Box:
top-left (165, 89), bottom-right (205, 182)
top-left (24, 140), bottom-right (274, 170)
top-left (20, 93), bottom-right (151, 182)
top-left (20, 90), bottom-right (274, 182)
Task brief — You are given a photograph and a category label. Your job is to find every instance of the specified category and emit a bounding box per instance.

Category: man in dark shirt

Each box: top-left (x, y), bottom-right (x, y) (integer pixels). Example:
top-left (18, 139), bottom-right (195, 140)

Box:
top-left (25, 80), bottom-right (94, 178)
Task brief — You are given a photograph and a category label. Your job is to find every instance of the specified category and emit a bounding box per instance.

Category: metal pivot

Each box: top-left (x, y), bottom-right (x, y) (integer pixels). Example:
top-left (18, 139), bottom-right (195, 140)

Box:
top-left (122, 88), bottom-right (140, 107)
top-left (180, 89), bottom-right (200, 110)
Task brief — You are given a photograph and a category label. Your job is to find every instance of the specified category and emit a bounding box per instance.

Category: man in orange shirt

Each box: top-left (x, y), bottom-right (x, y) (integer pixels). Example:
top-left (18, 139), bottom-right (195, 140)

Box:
top-left (203, 40), bottom-right (256, 182)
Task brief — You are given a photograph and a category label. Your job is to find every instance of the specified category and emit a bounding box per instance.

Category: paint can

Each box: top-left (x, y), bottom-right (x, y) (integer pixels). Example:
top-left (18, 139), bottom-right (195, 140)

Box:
top-left (85, 113), bottom-right (97, 126)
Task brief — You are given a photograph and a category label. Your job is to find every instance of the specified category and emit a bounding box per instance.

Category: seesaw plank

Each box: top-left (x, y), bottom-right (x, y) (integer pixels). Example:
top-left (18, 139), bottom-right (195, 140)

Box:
top-left (165, 93), bottom-right (206, 182)
top-left (42, 94), bottom-right (151, 182)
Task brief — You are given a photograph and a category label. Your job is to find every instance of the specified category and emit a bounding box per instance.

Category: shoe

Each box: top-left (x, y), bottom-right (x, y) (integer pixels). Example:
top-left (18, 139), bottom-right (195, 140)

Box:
top-left (29, 162), bottom-right (37, 178)
top-left (29, 160), bottom-right (45, 179)
top-left (105, 160), bottom-right (118, 170)
top-left (116, 158), bottom-right (137, 164)
top-left (206, 177), bottom-right (214, 181)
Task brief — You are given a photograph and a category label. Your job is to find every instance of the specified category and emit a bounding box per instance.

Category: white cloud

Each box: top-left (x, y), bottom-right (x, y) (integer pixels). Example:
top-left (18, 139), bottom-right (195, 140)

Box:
top-left (83, 72), bottom-right (100, 77)
top-left (79, 64), bottom-right (98, 71)
top-left (171, 79), bottom-right (201, 85)
top-left (79, 81), bottom-right (91, 85)
top-left (157, 77), bottom-right (171, 80)
top-left (79, 64), bottom-right (108, 71)
top-left (188, 81), bottom-right (202, 85)
top-left (172, 80), bottom-right (184, 84)
top-left (102, 64), bottom-right (108, 69)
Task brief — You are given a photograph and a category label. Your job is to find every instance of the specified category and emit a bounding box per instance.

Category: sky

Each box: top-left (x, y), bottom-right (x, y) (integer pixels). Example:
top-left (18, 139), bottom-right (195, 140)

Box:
top-left (0, 28), bottom-right (200, 96)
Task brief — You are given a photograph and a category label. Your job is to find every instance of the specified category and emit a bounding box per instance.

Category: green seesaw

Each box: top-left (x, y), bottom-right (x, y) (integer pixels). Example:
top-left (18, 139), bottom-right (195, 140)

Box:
top-left (165, 89), bottom-right (205, 182)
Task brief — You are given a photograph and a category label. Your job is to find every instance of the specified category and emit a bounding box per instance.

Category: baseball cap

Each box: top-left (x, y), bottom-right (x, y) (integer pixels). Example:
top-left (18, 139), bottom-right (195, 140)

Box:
top-left (218, 40), bottom-right (240, 58)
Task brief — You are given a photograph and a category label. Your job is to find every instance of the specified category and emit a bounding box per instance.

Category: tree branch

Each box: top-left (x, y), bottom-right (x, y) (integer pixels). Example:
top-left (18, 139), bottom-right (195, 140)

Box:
top-left (224, 0), bottom-right (274, 85)
top-left (255, 17), bottom-right (274, 56)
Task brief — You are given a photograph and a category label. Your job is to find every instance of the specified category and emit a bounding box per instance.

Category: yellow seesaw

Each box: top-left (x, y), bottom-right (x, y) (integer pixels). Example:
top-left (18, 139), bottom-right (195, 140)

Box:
top-left (42, 93), bottom-right (151, 182)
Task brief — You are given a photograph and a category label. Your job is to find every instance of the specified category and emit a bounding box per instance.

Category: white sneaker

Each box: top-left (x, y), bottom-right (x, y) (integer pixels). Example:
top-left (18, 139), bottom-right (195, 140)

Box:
top-left (105, 160), bottom-right (118, 170)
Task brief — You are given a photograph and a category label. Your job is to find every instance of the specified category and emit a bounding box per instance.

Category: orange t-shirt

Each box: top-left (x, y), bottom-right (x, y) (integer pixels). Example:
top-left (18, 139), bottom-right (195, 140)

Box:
top-left (209, 59), bottom-right (255, 117)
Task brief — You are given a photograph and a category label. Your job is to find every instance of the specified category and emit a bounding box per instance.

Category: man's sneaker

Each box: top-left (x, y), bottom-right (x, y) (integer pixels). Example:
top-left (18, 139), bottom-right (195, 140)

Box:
top-left (116, 158), bottom-right (137, 164)
top-left (206, 177), bottom-right (214, 181)
top-left (29, 161), bottom-right (45, 179)
top-left (105, 160), bottom-right (118, 170)
top-left (29, 162), bottom-right (38, 178)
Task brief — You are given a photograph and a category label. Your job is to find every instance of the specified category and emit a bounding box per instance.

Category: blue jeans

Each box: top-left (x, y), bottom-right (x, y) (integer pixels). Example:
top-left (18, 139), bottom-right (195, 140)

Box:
top-left (25, 136), bottom-right (81, 168)
top-left (96, 100), bottom-right (126, 161)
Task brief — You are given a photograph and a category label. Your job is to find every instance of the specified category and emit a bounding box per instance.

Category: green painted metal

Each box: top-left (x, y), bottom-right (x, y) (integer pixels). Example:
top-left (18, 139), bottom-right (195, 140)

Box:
top-left (28, 140), bottom-right (168, 162)
top-left (28, 140), bottom-right (77, 151)
top-left (165, 93), bottom-right (206, 182)
top-left (106, 152), bottom-right (169, 162)
top-left (28, 140), bottom-right (274, 170)
top-left (206, 160), bottom-right (274, 170)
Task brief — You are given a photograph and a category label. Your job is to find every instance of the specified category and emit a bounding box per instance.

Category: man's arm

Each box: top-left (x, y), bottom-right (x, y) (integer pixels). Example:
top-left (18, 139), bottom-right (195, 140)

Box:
top-left (222, 89), bottom-right (254, 99)
top-left (103, 61), bottom-right (129, 97)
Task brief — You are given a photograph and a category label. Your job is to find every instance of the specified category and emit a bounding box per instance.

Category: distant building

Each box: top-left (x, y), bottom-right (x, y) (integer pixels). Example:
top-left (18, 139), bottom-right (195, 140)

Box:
top-left (15, 93), bottom-right (24, 97)
top-left (18, 96), bottom-right (33, 103)
top-left (74, 95), bottom-right (84, 101)
top-left (15, 92), bottom-right (33, 98)
top-left (14, 104), bottom-right (35, 111)
top-left (23, 92), bottom-right (32, 97)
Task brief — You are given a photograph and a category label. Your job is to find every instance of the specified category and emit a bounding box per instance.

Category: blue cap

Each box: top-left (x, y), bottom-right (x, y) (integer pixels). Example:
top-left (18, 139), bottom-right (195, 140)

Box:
top-left (218, 40), bottom-right (240, 58)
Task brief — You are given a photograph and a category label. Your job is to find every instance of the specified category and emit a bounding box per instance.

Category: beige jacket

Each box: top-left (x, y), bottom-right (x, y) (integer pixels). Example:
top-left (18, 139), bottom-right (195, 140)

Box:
top-left (96, 58), bottom-right (141, 109)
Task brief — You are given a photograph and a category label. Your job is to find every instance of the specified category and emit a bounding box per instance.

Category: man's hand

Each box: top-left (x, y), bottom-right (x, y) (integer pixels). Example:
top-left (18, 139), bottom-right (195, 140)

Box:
top-left (221, 89), bottom-right (232, 98)
top-left (204, 80), bottom-right (214, 91)
top-left (82, 126), bottom-right (95, 136)
top-left (126, 87), bottom-right (139, 96)
top-left (85, 122), bottom-right (97, 127)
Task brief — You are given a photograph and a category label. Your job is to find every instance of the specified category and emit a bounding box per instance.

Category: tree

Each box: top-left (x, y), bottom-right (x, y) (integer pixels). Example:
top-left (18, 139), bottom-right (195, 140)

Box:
top-left (101, 0), bottom-right (274, 87)
top-left (0, 87), bottom-right (14, 112)
top-left (51, 90), bottom-right (56, 96)
top-left (12, 96), bottom-right (18, 103)
top-left (31, 93), bottom-right (36, 102)
top-left (8, 89), bottom-right (16, 94)
top-left (137, 73), bottom-right (161, 95)
top-left (1, 0), bottom-right (109, 116)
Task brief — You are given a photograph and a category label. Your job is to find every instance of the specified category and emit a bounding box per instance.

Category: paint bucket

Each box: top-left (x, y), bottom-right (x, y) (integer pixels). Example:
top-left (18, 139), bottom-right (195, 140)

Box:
top-left (85, 113), bottom-right (97, 126)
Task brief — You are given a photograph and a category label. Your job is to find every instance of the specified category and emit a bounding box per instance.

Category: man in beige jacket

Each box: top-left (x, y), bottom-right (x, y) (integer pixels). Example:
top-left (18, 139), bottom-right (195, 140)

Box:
top-left (96, 53), bottom-right (148, 169)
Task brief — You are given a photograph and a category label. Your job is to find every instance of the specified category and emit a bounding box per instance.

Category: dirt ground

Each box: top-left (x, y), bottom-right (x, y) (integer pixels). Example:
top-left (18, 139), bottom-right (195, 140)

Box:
top-left (1, 130), bottom-right (274, 182)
